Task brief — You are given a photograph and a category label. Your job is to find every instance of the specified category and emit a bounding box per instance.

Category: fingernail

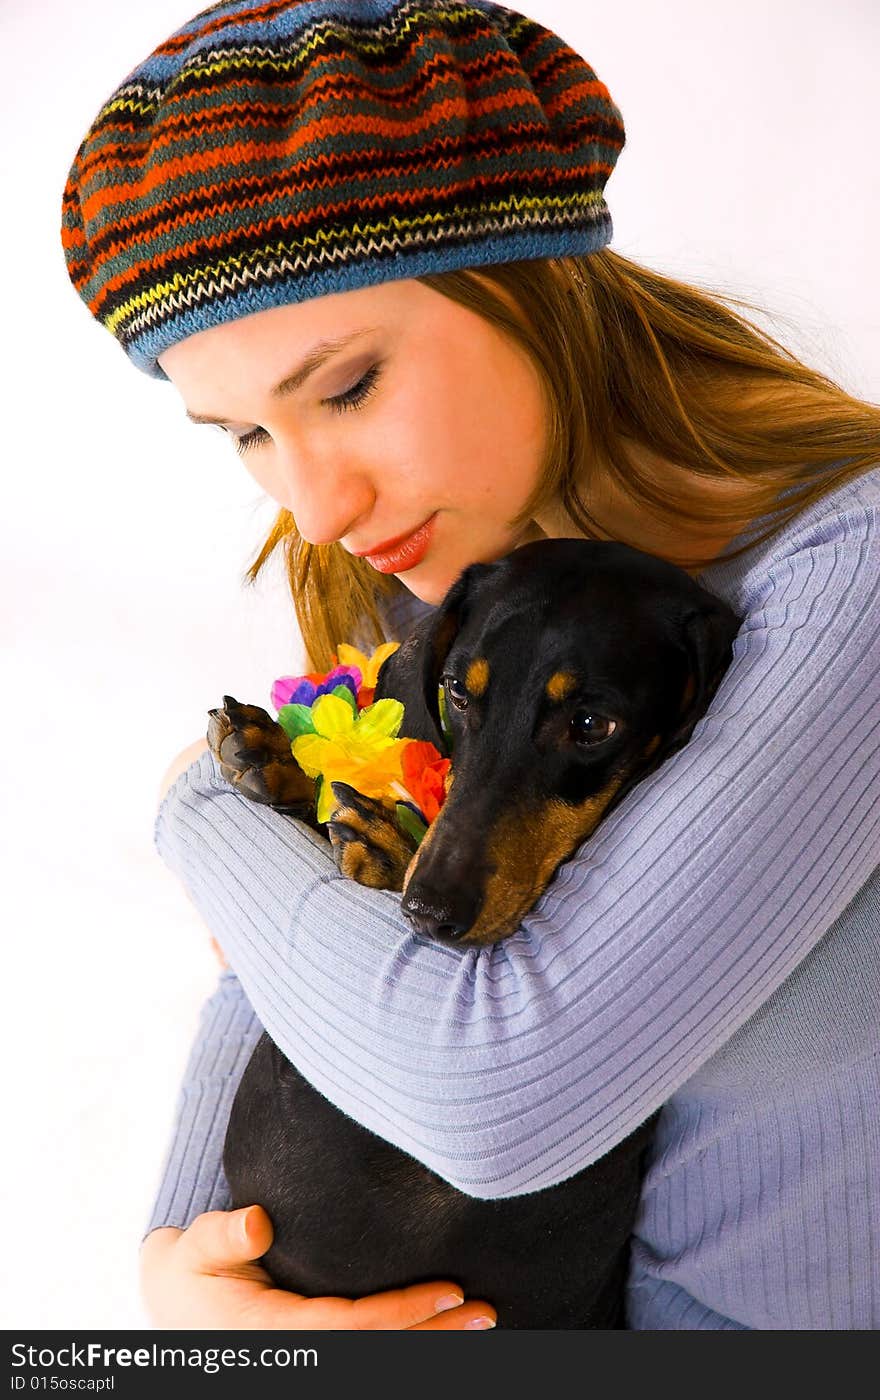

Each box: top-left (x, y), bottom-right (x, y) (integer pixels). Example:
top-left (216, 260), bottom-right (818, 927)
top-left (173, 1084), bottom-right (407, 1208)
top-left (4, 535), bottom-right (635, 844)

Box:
top-left (434, 1292), bottom-right (464, 1313)
top-left (465, 1316), bottom-right (496, 1330)
top-left (239, 1208), bottom-right (253, 1244)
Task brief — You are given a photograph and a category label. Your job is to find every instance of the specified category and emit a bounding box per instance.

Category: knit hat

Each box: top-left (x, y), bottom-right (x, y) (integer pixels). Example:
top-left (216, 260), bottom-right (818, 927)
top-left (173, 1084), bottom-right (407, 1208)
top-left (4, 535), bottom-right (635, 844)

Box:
top-left (61, 0), bottom-right (625, 380)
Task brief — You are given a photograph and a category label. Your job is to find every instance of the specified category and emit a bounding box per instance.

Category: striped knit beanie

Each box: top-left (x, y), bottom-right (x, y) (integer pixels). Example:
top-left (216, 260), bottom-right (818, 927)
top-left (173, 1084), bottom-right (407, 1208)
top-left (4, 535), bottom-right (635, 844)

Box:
top-left (61, 0), bottom-right (625, 380)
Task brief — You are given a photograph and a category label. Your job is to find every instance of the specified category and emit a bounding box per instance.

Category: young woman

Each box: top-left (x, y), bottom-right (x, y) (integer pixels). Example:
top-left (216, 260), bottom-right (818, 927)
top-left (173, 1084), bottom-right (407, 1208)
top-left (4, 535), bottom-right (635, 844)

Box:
top-left (62, 0), bottom-right (879, 1329)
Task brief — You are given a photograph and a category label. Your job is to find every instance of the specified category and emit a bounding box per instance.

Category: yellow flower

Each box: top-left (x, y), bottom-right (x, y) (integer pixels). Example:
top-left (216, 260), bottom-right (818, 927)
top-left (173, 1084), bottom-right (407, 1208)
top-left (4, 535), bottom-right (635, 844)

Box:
top-left (336, 640), bottom-right (400, 691)
top-left (292, 692), bottom-right (409, 822)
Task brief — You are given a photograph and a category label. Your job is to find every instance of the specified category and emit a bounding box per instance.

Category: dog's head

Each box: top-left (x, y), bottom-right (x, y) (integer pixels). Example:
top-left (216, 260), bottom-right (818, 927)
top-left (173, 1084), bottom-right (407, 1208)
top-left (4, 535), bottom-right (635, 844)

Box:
top-left (374, 539), bottom-right (741, 946)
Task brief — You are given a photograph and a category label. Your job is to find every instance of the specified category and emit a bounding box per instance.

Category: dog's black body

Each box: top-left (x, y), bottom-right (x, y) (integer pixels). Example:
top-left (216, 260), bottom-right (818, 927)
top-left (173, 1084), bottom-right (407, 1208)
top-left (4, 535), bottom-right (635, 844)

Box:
top-left (225, 1037), bottom-right (656, 1328)
top-left (212, 540), bottom-right (741, 1328)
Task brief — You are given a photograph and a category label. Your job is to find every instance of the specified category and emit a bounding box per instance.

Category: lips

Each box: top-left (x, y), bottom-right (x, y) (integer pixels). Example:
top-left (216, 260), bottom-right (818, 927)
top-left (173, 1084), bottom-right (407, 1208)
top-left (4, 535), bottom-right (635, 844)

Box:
top-left (355, 513), bottom-right (438, 574)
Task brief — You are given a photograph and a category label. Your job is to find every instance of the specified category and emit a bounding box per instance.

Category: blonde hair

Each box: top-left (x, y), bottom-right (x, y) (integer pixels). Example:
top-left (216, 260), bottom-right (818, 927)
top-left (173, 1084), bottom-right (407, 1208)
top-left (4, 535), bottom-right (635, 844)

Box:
top-left (244, 250), bottom-right (880, 669)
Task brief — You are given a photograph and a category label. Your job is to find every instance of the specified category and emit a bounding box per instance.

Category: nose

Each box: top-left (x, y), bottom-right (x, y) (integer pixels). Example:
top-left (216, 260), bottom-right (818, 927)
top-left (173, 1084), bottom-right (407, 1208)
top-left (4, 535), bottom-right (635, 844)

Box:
top-left (400, 888), bottom-right (481, 942)
top-left (401, 850), bottom-right (485, 940)
top-left (273, 438), bottom-right (376, 547)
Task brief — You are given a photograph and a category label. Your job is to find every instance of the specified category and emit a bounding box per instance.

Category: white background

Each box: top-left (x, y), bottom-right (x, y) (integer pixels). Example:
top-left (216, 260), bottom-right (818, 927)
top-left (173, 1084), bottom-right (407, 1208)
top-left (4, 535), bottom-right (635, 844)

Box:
top-left (1, 0), bottom-right (877, 1328)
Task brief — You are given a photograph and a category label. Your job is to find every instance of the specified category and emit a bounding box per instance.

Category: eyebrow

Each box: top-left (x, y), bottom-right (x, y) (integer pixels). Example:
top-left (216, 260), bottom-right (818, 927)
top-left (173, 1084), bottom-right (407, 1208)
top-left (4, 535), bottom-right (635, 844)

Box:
top-left (184, 328), bottom-right (377, 425)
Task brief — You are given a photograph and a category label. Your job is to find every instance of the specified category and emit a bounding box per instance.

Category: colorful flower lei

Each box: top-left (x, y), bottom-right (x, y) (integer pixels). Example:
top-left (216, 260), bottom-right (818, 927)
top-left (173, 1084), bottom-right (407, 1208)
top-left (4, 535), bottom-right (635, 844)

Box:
top-left (272, 643), bottom-right (452, 844)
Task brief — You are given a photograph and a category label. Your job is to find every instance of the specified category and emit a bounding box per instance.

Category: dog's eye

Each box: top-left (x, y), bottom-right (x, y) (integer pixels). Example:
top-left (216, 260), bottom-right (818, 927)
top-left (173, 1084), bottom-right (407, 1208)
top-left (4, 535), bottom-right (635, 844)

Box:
top-left (443, 677), bottom-right (469, 711)
top-left (570, 710), bottom-right (617, 745)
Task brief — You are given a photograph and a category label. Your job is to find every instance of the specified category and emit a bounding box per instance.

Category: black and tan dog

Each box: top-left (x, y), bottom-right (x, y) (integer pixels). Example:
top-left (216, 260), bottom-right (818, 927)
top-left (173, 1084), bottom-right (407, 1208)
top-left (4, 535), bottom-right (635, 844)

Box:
top-left (208, 539), bottom-right (740, 1328)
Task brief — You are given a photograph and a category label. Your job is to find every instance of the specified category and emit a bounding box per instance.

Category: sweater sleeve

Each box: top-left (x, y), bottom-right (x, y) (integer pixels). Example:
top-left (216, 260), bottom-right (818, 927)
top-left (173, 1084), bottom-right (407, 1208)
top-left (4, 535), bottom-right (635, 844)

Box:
top-left (154, 490), bottom-right (880, 1199)
top-left (143, 968), bottom-right (264, 1236)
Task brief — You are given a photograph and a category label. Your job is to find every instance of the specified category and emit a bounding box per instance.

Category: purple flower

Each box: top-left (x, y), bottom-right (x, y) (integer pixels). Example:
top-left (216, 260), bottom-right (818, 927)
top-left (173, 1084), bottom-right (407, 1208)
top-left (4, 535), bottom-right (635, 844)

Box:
top-left (271, 665), bottom-right (362, 714)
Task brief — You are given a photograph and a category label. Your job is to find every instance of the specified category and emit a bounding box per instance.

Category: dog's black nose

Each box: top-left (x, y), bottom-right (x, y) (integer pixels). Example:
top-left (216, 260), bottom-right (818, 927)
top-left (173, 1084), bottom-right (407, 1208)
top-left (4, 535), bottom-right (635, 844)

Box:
top-left (402, 833), bottom-right (490, 941)
top-left (401, 887), bottom-right (479, 942)
top-left (404, 909), bottom-right (472, 941)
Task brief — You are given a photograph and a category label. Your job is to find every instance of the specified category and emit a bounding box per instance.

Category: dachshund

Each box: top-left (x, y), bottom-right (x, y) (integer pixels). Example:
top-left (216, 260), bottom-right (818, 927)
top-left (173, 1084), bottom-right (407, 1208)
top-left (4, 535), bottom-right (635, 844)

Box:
top-left (207, 538), bottom-right (741, 1328)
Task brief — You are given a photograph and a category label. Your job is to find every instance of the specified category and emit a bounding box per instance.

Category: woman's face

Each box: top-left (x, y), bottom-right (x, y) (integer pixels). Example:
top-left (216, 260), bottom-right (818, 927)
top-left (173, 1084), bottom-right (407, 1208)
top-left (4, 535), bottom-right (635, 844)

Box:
top-left (158, 278), bottom-right (549, 604)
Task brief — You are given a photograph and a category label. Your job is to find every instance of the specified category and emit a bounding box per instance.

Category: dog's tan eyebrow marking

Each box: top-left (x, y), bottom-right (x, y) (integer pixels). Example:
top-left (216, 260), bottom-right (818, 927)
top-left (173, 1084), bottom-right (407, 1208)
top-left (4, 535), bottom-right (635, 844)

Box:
top-left (466, 658), bottom-right (490, 696)
top-left (546, 671), bottom-right (577, 702)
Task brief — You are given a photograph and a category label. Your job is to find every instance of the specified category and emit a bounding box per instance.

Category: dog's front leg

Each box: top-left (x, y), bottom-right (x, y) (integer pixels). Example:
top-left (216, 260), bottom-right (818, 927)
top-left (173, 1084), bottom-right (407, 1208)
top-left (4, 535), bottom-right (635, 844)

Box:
top-left (326, 784), bottom-right (418, 891)
top-left (206, 698), bottom-right (417, 884)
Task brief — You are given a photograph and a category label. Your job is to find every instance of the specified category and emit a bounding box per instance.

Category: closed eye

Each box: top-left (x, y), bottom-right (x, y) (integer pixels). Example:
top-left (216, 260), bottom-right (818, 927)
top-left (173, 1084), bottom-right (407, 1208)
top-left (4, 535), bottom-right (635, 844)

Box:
top-left (225, 364), bottom-right (384, 456)
top-left (231, 425), bottom-right (270, 455)
top-left (324, 362), bottom-right (382, 415)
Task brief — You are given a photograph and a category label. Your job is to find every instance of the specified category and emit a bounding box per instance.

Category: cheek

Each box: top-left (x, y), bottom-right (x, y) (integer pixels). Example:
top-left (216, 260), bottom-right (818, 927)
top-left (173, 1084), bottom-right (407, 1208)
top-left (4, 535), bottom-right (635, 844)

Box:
top-left (387, 348), bottom-right (499, 474)
top-left (385, 326), bottom-right (546, 501)
top-left (383, 375), bottom-right (454, 477)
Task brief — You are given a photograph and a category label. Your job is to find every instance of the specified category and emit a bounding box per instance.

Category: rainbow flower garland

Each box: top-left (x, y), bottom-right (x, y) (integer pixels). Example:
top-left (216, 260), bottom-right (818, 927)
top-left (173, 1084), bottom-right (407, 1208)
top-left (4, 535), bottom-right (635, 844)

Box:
top-left (271, 643), bottom-right (452, 844)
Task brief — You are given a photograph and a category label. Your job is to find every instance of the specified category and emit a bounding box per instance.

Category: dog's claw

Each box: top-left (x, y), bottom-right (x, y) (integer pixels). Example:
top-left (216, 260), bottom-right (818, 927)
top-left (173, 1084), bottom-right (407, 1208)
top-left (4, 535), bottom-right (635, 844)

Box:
top-left (326, 821), bottom-right (358, 845)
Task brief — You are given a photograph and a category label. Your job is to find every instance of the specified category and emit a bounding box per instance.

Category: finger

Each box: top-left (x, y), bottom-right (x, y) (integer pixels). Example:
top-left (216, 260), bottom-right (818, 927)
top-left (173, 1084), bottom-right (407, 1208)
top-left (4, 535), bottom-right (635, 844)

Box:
top-left (180, 1207), bottom-right (275, 1273)
top-left (346, 1280), bottom-right (472, 1331)
top-left (408, 1305), bottom-right (497, 1332)
top-left (273, 1285), bottom-right (463, 1331)
top-left (226, 1279), bottom-right (481, 1332)
top-left (223, 1281), bottom-right (496, 1333)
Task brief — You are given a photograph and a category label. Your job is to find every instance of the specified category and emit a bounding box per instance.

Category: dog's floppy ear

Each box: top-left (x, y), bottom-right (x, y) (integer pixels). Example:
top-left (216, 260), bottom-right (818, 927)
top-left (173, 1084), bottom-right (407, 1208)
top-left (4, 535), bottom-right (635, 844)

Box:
top-left (373, 565), bottom-right (489, 745)
top-left (664, 595), bottom-right (742, 756)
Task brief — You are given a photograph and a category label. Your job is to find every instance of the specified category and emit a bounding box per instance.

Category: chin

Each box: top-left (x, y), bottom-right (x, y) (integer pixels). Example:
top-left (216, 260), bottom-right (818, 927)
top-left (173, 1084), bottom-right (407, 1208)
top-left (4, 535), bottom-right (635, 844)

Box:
top-left (391, 556), bottom-right (459, 606)
top-left (398, 575), bottom-right (447, 606)
top-left (397, 534), bottom-right (511, 604)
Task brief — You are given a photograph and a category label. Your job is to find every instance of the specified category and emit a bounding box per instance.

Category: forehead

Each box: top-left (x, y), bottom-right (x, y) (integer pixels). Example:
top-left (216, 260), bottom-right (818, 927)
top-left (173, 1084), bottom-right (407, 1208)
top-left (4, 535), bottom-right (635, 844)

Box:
top-left (446, 569), bottom-right (679, 699)
top-left (156, 279), bottom-right (426, 393)
top-left (449, 609), bottom-right (646, 700)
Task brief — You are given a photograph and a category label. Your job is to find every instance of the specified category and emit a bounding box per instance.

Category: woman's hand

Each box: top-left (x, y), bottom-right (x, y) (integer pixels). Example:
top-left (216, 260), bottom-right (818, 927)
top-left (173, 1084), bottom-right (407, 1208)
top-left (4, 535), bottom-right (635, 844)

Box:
top-left (140, 1206), bottom-right (497, 1330)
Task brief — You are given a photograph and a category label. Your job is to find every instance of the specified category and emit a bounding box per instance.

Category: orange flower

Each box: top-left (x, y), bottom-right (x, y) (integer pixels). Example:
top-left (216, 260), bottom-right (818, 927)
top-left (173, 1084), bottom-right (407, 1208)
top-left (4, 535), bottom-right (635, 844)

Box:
top-left (400, 741), bottom-right (452, 824)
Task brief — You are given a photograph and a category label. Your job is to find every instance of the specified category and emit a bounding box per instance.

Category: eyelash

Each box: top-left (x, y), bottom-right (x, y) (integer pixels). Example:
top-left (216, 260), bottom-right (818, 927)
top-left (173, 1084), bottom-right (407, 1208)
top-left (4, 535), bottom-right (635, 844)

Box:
top-left (232, 363), bottom-right (383, 456)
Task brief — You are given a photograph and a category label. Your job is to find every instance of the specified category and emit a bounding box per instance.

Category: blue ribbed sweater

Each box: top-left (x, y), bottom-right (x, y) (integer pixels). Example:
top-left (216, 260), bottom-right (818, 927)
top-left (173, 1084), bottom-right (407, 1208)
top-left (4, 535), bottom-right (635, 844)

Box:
top-left (149, 467), bottom-right (880, 1329)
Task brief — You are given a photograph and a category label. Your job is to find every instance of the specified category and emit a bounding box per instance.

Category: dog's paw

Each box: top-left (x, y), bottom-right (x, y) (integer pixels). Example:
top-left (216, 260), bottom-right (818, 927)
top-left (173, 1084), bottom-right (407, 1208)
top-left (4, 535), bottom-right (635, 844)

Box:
top-left (207, 696), bottom-right (315, 812)
top-left (326, 783), bottom-right (418, 890)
